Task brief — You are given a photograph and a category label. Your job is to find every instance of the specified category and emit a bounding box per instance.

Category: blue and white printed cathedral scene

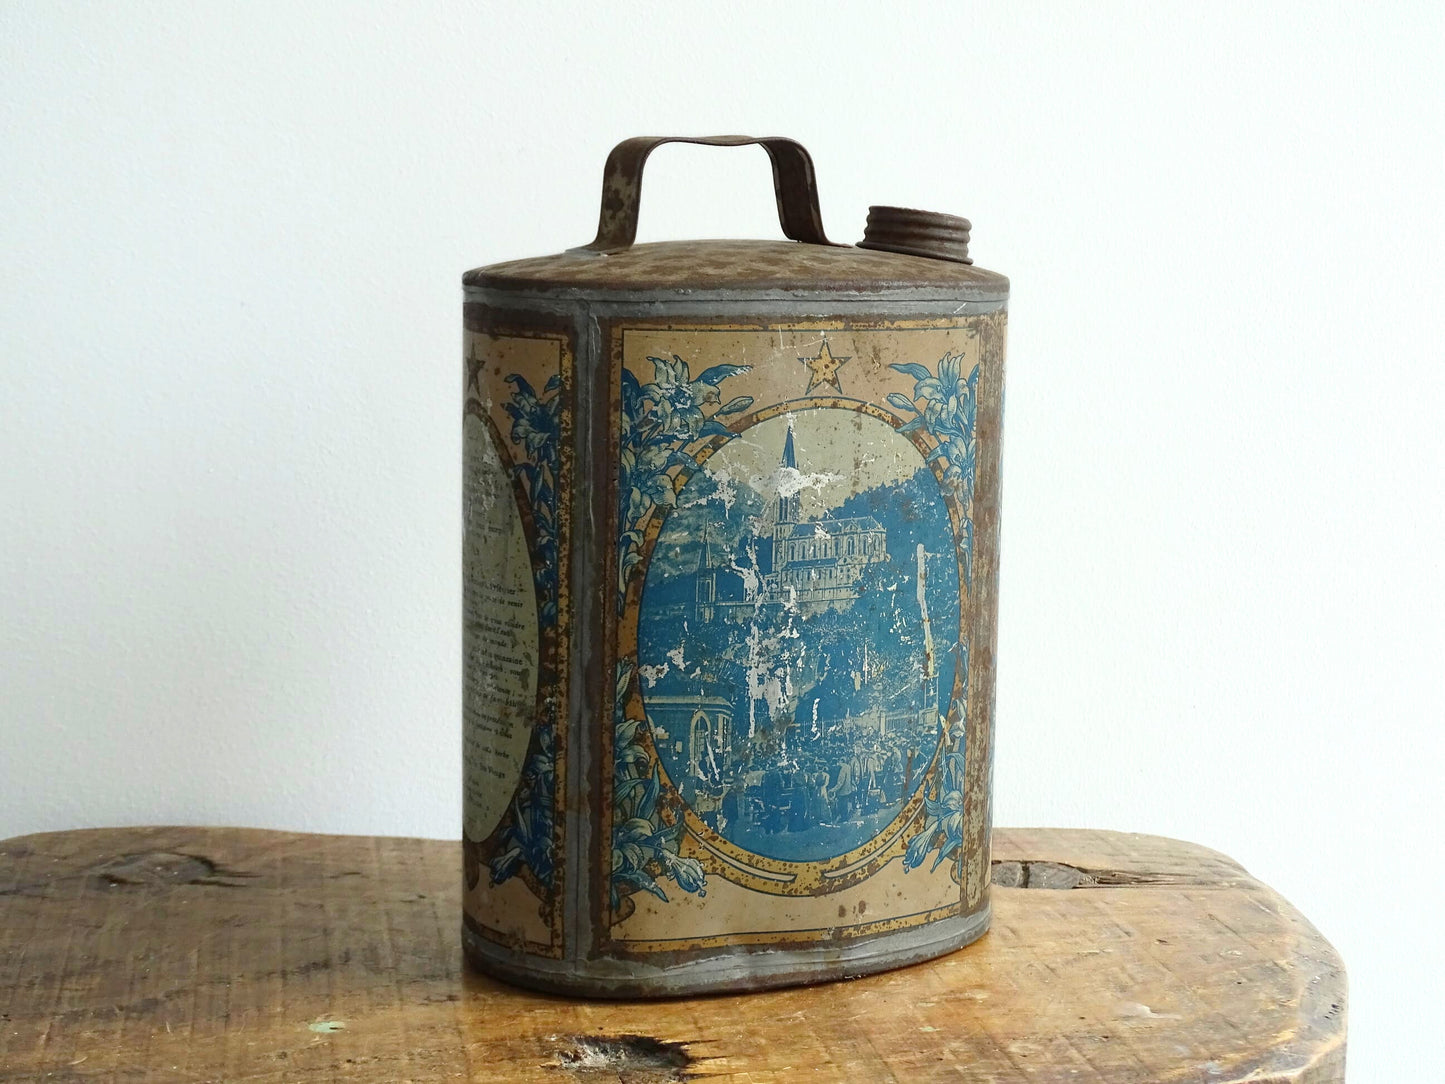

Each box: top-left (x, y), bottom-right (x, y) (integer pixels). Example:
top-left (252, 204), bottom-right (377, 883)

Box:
top-left (638, 408), bottom-right (964, 863)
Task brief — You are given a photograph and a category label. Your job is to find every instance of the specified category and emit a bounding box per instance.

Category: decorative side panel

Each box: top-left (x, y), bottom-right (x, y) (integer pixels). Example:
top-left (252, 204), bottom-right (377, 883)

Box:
top-left (600, 316), bottom-right (1004, 953)
top-left (461, 309), bottom-right (573, 958)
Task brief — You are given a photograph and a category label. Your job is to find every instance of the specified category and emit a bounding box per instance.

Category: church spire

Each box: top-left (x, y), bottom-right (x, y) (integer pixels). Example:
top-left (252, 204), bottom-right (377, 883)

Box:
top-left (777, 416), bottom-right (800, 524)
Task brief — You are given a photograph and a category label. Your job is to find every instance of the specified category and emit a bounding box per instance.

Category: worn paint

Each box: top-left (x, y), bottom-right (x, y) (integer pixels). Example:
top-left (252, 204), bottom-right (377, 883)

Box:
top-left (463, 311), bottom-right (1004, 995)
top-left (461, 136), bottom-right (1007, 998)
top-left (461, 400), bottom-right (538, 845)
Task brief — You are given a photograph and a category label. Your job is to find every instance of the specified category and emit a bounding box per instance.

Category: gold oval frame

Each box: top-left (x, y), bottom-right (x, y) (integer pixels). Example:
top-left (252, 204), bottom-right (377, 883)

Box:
top-left (620, 396), bottom-right (972, 897)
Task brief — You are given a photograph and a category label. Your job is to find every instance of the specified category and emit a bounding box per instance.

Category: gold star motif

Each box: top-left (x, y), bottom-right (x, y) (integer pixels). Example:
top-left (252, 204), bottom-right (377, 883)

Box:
top-left (799, 340), bottom-right (850, 393)
top-left (465, 343), bottom-right (485, 397)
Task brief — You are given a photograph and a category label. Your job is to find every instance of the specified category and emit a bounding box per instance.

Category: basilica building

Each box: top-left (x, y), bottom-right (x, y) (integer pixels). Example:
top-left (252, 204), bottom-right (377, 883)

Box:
top-left (760, 422), bottom-right (888, 611)
top-left (691, 420), bottom-right (892, 621)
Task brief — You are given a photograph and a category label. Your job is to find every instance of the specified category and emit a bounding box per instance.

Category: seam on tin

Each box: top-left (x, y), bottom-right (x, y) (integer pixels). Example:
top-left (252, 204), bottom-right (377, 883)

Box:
top-left (464, 902), bottom-right (989, 998)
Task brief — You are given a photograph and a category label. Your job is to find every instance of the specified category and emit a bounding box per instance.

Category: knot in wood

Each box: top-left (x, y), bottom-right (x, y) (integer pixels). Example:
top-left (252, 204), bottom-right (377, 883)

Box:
top-left (552, 1034), bottom-right (695, 1081)
top-left (94, 851), bottom-right (219, 886)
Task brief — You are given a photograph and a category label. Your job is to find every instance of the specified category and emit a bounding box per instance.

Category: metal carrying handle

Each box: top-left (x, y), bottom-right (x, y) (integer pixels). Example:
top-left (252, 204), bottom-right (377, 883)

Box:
top-left (582, 135), bottom-right (837, 253)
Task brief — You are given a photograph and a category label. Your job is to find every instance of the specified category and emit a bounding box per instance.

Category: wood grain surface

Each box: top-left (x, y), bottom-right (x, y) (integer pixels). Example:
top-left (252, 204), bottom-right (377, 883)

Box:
top-left (0, 827), bottom-right (1345, 1082)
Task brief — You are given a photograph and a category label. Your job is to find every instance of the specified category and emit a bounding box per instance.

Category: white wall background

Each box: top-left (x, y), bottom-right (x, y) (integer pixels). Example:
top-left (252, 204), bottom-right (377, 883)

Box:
top-left (3, 1), bottom-right (1441, 1077)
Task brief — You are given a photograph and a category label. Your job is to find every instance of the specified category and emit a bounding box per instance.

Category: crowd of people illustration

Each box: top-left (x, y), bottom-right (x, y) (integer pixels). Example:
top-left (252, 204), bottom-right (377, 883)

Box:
top-left (684, 714), bottom-right (938, 840)
top-left (639, 420), bottom-right (963, 861)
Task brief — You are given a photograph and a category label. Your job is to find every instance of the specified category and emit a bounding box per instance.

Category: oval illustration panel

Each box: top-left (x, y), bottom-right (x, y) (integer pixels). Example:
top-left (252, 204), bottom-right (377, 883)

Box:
top-left (638, 407), bottom-right (963, 863)
top-left (462, 413), bottom-right (540, 845)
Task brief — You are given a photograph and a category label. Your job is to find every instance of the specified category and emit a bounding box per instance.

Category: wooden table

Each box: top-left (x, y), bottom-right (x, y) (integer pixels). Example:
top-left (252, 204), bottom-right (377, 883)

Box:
top-left (0, 827), bottom-right (1345, 1082)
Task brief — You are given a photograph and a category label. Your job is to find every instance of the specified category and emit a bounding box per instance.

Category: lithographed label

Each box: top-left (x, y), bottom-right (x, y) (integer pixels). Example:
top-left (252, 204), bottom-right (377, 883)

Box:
top-left (462, 417), bottom-right (538, 845)
top-left (462, 319), bottom-right (572, 957)
top-left (605, 316), bottom-right (1004, 951)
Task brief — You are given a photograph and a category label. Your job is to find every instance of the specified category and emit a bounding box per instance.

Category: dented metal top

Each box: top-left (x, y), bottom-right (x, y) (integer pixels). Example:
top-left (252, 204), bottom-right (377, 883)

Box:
top-left (463, 136), bottom-right (1009, 301)
top-left (464, 239), bottom-right (1009, 298)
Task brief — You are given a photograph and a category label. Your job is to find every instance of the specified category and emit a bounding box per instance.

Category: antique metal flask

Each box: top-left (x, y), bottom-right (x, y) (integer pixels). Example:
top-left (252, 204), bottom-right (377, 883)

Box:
top-left (462, 136), bottom-right (1007, 996)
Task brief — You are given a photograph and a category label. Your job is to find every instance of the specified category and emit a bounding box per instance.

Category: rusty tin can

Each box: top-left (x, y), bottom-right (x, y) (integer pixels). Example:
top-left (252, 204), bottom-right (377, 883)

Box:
top-left (462, 137), bottom-right (1007, 996)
